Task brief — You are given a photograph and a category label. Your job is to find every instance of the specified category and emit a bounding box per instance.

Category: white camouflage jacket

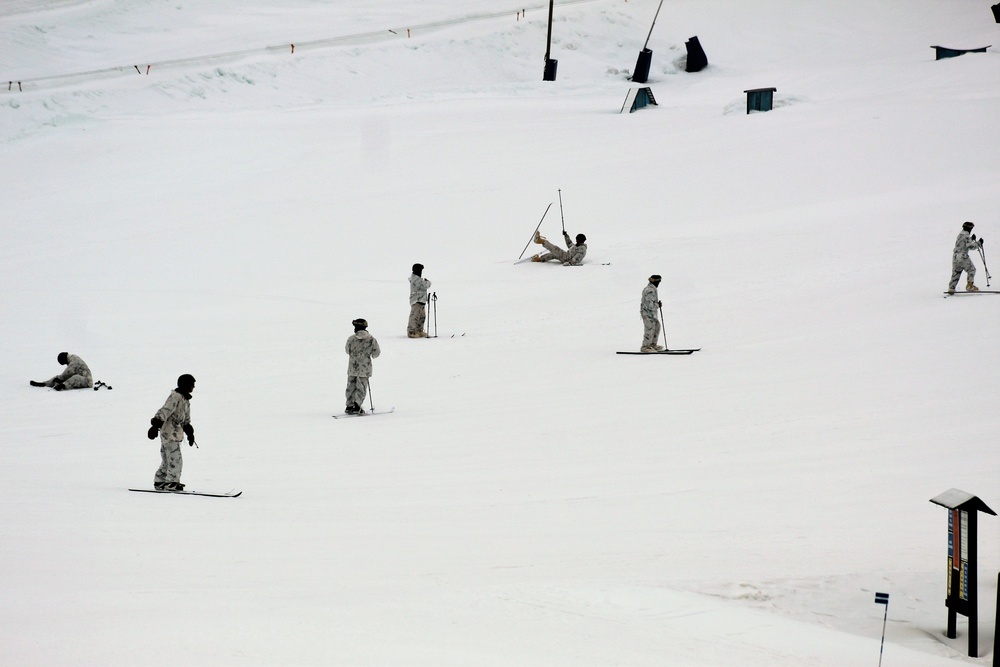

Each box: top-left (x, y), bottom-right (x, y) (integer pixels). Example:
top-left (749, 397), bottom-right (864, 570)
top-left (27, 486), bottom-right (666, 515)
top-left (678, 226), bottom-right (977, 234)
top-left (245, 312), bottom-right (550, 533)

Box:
top-left (53, 353), bottom-right (93, 386)
top-left (153, 390), bottom-right (192, 443)
top-left (346, 330), bottom-right (381, 378)
top-left (409, 273), bottom-right (432, 305)
top-left (953, 230), bottom-right (980, 261)
top-left (640, 283), bottom-right (659, 318)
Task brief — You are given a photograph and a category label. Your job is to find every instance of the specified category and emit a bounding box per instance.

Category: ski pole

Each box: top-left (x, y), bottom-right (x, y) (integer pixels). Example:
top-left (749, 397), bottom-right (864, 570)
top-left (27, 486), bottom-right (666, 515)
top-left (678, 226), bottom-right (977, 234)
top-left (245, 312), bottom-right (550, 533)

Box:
top-left (979, 245), bottom-right (991, 286)
top-left (432, 292), bottom-right (438, 338)
top-left (518, 202), bottom-right (553, 259)
top-left (558, 189), bottom-right (565, 234)
top-left (658, 303), bottom-right (668, 351)
top-left (368, 379), bottom-right (374, 413)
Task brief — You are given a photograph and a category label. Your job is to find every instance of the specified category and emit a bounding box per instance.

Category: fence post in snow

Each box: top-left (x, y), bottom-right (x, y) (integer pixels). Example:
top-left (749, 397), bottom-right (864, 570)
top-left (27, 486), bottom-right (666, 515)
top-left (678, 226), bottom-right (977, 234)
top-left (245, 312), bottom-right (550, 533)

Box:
top-left (994, 574), bottom-right (1000, 667)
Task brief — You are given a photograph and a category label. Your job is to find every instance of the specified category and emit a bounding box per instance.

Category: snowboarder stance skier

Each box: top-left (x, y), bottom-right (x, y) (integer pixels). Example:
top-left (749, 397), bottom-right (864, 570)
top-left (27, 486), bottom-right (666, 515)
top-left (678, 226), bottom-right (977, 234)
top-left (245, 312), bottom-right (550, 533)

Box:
top-left (948, 221), bottom-right (984, 294)
top-left (531, 230), bottom-right (588, 265)
top-left (148, 374), bottom-right (196, 491)
top-left (640, 275), bottom-right (664, 352)
top-left (30, 352), bottom-right (93, 390)
top-left (408, 263), bottom-right (432, 338)
top-left (345, 318), bottom-right (381, 414)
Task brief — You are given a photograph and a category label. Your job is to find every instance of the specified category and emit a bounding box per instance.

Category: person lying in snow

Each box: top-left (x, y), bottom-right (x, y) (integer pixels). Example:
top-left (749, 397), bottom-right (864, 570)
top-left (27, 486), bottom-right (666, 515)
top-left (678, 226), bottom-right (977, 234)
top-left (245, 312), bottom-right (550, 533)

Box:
top-left (530, 230), bottom-right (588, 266)
top-left (30, 352), bottom-right (93, 390)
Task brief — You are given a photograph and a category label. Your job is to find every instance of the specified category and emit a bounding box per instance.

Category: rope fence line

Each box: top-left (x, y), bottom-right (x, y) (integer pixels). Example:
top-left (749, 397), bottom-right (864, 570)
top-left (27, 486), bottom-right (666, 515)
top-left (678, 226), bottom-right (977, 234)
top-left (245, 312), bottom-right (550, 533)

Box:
top-left (4, 0), bottom-right (602, 93)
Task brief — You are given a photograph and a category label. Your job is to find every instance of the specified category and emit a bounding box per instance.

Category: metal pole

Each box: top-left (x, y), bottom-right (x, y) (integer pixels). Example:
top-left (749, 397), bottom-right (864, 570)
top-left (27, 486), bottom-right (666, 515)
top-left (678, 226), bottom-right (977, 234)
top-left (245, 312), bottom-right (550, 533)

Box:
top-left (979, 245), bottom-right (991, 287)
top-left (658, 303), bottom-right (668, 351)
top-left (545, 0), bottom-right (554, 61)
top-left (642, 0), bottom-right (666, 50)
top-left (878, 603), bottom-right (888, 667)
top-left (367, 378), bottom-right (374, 413)
top-left (874, 592), bottom-right (890, 667)
top-left (993, 572), bottom-right (1000, 667)
top-left (558, 189), bottom-right (566, 234)
top-left (519, 202), bottom-right (553, 259)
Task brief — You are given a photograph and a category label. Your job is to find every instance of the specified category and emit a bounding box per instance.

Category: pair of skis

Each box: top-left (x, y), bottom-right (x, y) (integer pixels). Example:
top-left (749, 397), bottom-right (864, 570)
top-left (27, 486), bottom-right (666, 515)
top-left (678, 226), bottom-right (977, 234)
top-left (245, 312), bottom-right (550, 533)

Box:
top-left (617, 348), bottom-right (700, 355)
top-left (129, 488), bottom-right (241, 498)
top-left (332, 407), bottom-right (395, 419)
top-left (943, 290), bottom-right (1000, 297)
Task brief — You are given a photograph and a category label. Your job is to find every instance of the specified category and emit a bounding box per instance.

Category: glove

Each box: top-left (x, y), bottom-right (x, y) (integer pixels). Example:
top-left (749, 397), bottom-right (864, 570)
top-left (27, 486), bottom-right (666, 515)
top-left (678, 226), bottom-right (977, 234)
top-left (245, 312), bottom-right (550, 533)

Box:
top-left (148, 417), bottom-right (164, 440)
top-left (980, 237), bottom-right (985, 246)
top-left (183, 423), bottom-right (195, 445)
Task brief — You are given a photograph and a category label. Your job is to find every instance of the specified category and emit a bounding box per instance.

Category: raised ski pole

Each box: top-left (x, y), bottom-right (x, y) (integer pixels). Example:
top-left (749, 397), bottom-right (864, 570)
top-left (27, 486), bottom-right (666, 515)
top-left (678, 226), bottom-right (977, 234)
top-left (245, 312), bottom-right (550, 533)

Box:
top-left (558, 189), bottom-right (566, 234)
top-left (979, 245), bottom-right (991, 287)
top-left (658, 303), bottom-right (668, 351)
top-left (518, 202), bottom-right (553, 260)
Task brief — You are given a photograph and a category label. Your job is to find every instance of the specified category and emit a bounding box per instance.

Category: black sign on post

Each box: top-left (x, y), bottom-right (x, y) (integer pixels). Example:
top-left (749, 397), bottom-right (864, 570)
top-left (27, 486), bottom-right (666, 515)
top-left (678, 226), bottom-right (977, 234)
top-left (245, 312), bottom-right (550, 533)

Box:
top-left (929, 489), bottom-right (996, 658)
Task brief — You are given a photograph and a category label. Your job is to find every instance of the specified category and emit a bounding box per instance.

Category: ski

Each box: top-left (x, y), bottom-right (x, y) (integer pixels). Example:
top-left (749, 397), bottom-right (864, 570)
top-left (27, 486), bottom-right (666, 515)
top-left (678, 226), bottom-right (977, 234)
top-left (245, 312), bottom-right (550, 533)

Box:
top-left (943, 291), bottom-right (1000, 296)
top-left (333, 407), bottom-right (396, 419)
top-left (129, 488), bottom-right (241, 498)
top-left (616, 349), bottom-right (701, 355)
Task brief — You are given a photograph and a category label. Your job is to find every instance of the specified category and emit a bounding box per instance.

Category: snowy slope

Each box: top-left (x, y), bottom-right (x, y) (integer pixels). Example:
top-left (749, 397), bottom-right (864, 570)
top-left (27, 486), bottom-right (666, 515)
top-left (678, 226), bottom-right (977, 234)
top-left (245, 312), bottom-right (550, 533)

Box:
top-left (2, 1), bottom-right (1000, 664)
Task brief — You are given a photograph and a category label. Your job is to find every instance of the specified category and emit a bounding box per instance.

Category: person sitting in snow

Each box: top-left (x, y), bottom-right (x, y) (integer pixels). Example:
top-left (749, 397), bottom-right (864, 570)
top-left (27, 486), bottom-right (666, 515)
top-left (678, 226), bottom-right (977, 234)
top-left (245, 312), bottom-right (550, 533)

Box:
top-left (530, 230), bottom-right (588, 266)
top-left (147, 374), bottom-right (196, 491)
top-left (407, 263), bottom-right (432, 338)
top-left (345, 318), bottom-right (381, 415)
top-left (948, 221), bottom-right (984, 294)
top-left (640, 275), bottom-right (664, 352)
top-left (30, 352), bottom-right (93, 390)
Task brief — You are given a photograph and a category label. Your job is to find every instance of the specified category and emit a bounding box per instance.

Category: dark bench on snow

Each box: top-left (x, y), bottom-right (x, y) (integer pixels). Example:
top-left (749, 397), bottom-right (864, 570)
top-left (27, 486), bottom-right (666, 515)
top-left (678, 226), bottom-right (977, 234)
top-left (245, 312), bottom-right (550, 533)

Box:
top-left (931, 45), bottom-right (991, 60)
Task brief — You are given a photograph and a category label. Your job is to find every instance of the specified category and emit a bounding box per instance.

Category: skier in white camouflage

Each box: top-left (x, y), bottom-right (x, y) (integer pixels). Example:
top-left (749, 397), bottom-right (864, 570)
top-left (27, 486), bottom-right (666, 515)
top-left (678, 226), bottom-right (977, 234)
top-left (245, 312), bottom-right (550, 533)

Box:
top-left (345, 318), bottom-right (381, 415)
top-left (147, 374), bottom-right (196, 491)
top-left (30, 352), bottom-right (93, 390)
top-left (640, 275), bottom-right (664, 352)
top-left (530, 230), bottom-right (588, 265)
top-left (408, 263), bottom-right (432, 338)
top-left (948, 221), bottom-right (984, 294)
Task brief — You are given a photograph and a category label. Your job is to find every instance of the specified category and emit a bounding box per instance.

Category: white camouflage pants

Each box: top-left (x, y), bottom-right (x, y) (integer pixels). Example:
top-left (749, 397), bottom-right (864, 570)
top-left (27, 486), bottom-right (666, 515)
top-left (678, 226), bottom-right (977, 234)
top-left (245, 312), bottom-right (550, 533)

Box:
top-left (408, 302), bottom-right (426, 336)
top-left (44, 375), bottom-right (91, 389)
top-left (537, 238), bottom-right (569, 263)
top-left (949, 257), bottom-right (976, 290)
top-left (346, 376), bottom-right (370, 410)
top-left (641, 313), bottom-right (661, 349)
top-left (154, 438), bottom-right (183, 485)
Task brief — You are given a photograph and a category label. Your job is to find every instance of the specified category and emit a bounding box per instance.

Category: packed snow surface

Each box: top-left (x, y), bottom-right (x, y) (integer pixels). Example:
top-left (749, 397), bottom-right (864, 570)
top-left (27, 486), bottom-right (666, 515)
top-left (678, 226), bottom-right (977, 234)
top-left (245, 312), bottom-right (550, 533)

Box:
top-left (2, 0), bottom-right (1000, 664)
